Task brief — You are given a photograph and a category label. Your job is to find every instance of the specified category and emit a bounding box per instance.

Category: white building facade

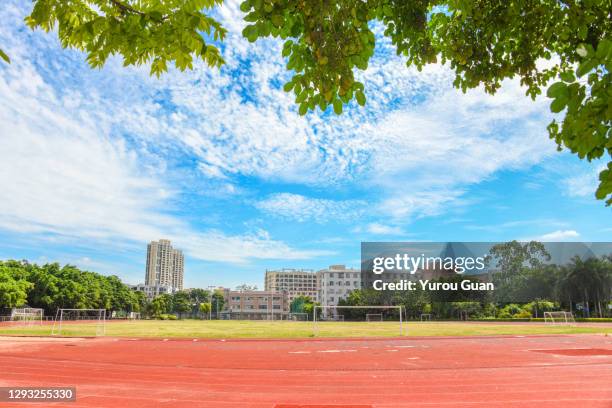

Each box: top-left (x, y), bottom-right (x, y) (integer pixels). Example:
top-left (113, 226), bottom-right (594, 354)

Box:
top-left (264, 268), bottom-right (318, 303)
top-left (317, 264), bottom-right (361, 308)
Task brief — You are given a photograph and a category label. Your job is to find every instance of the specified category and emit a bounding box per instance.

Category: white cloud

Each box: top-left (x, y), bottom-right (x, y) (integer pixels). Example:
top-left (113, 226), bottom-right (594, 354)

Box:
top-left (377, 190), bottom-right (469, 221)
top-left (0, 42), bottom-right (325, 264)
top-left (533, 230), bottom-right (581, 241)
top-left (159, 23), bottom-right (556, 220)
top-left (364, 223), bottom-right (405, 236)
top-left (174, 229), bottom-right (333, 264)
top-left (0, 0), bottom-right (575, 264)
top-left (467, 219), bottom-right (569, 232)
top-left (256, 193), bottom-right (364, 223)
top-left (562, 164), bottom-right (605, 198)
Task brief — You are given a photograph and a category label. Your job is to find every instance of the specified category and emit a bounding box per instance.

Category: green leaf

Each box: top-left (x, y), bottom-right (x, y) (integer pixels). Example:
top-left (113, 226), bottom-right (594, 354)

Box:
top-left (271, 14), bottom-right (283, 27)
top-left (546, 82), bottom-right (568, 98)
top-left (298, 102), bottom-right (308, 116)
top-left (148, 11), bottom-right (163, 22)
top-left (0, 48), bottom-right (10, 64)
top-left (333, 99), bottom-right (343, 114)
top-left (596, 39), bottom-right (612, 59)
top-left (356, 90), bottom-right (366, 106)
top-left (239, 1), bottom-right (251, 12)
top-left (559, 71), bottom-right (575, 83)
top-left (550, 97), bottom-right (567, 113)
top-left (576, 59), bottom-right (598, 77)
top-left (242, 25), bottom-right (259, 42)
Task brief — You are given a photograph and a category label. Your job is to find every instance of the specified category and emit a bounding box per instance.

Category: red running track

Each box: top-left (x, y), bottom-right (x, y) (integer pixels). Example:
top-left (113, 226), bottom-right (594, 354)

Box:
top-left (0, 334), bottom-right (611, 407)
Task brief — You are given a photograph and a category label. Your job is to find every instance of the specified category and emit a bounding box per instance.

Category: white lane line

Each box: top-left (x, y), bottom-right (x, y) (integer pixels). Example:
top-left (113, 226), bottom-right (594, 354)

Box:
top-left (387, 349), bottom-right (398, 352)
top-left (317, 349), bottom-right (357, 353)
top-left (397, 345), bottom-right (415, 348)
top-left (289, 351), bottom-right (311, 354)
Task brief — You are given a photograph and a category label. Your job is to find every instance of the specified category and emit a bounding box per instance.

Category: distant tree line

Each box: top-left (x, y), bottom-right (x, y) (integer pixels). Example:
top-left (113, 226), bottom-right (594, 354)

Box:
top-left (0, 260), bottom-right (145, 316)
top-left (339, 242), bottom-right (612, 320)
top-left (148, 289), bottom-right (225, 320)
top-left (0, 260), bottom-right (225, 320)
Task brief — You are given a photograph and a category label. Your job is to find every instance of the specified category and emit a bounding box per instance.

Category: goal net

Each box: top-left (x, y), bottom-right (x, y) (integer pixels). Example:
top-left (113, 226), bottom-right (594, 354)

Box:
top-left (366, 313), bottom-right (383, 322)
top-left (52, 309), bottom-right (106, 336)
top-left (288, 312), bottom-right (309, 321)
top-left (127, 312), bottom-right (141, 320)
top-left (313, 305), bottom-right (405, 336)
top-left (544, 311), bottom-right (576, 325)
top-left (11, 308), bottom-right (43, 325)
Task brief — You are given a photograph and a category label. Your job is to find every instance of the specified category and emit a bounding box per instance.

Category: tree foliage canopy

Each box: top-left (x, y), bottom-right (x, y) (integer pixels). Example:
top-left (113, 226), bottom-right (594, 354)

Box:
top-left (25, 0), bottom-right (226, 75)
top-left (240, 0), bottom-right (611, 203)
top-left (0, 262), bottom-right (32, 308)
top-left (0, 260), bottom-right (142, 314)
top-left (4, 0), bottom-right (611, 203)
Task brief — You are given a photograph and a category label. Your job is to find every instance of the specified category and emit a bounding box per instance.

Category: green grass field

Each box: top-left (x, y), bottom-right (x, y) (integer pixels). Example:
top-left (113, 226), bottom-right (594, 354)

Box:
top-left (0, 320), bottom-right (611, 338)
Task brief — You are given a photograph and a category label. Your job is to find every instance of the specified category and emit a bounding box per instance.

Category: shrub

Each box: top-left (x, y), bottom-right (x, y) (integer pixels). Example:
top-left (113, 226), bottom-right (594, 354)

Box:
top-left (497, 304), bottom-right (523, 318)
top-left (522, 300), bottom-right (557, 317)
top-left (514, 310), bottom-right (532, 319)
top-left (155, 313), bottom-right (178, 320)
top-left (482, 303), bottom-right (497, 318)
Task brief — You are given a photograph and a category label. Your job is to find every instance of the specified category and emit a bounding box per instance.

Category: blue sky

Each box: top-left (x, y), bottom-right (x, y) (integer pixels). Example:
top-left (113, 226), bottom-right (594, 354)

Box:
top-left (0, 0), bottom-right (609, 289)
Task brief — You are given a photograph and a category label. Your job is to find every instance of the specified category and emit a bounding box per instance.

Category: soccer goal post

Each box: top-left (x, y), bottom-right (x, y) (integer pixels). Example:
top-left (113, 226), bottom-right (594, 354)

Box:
top-left (127, 312), bottom-right (141, 320)
top-left (313, 305), bottom-right (405, 336)
top-left (52, 309), bottom-right (107, 336)
top-left (288, 312), bottom-right (309, 321)
top-left (544, 311), bottom-right (576, 325)
top-left (11, 308), bottom-right (43, 325)
top-left (366, 313), bottom-right (383, 322)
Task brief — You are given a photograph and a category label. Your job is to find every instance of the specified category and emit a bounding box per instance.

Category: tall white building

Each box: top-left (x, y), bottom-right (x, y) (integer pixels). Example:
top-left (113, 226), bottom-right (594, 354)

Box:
top-left (145, 239), bottom-right (184, 291)
top-left (264, 268), bottom-right (318, 303)
top-left (317, 264), bottom-right (361, 308)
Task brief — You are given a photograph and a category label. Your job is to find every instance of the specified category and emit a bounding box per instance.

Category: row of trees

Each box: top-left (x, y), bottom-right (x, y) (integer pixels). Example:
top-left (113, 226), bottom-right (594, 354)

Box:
top-left (0, 260), bottom-right (226, 320)
top-left (0, 260), bottom-right (145, 316)
top-left (148, 289), bottom-right (225, 319)
top-left (338, 242), bottom-right (612, 320)
top-left (488, 242), bottom-right (612, 318)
